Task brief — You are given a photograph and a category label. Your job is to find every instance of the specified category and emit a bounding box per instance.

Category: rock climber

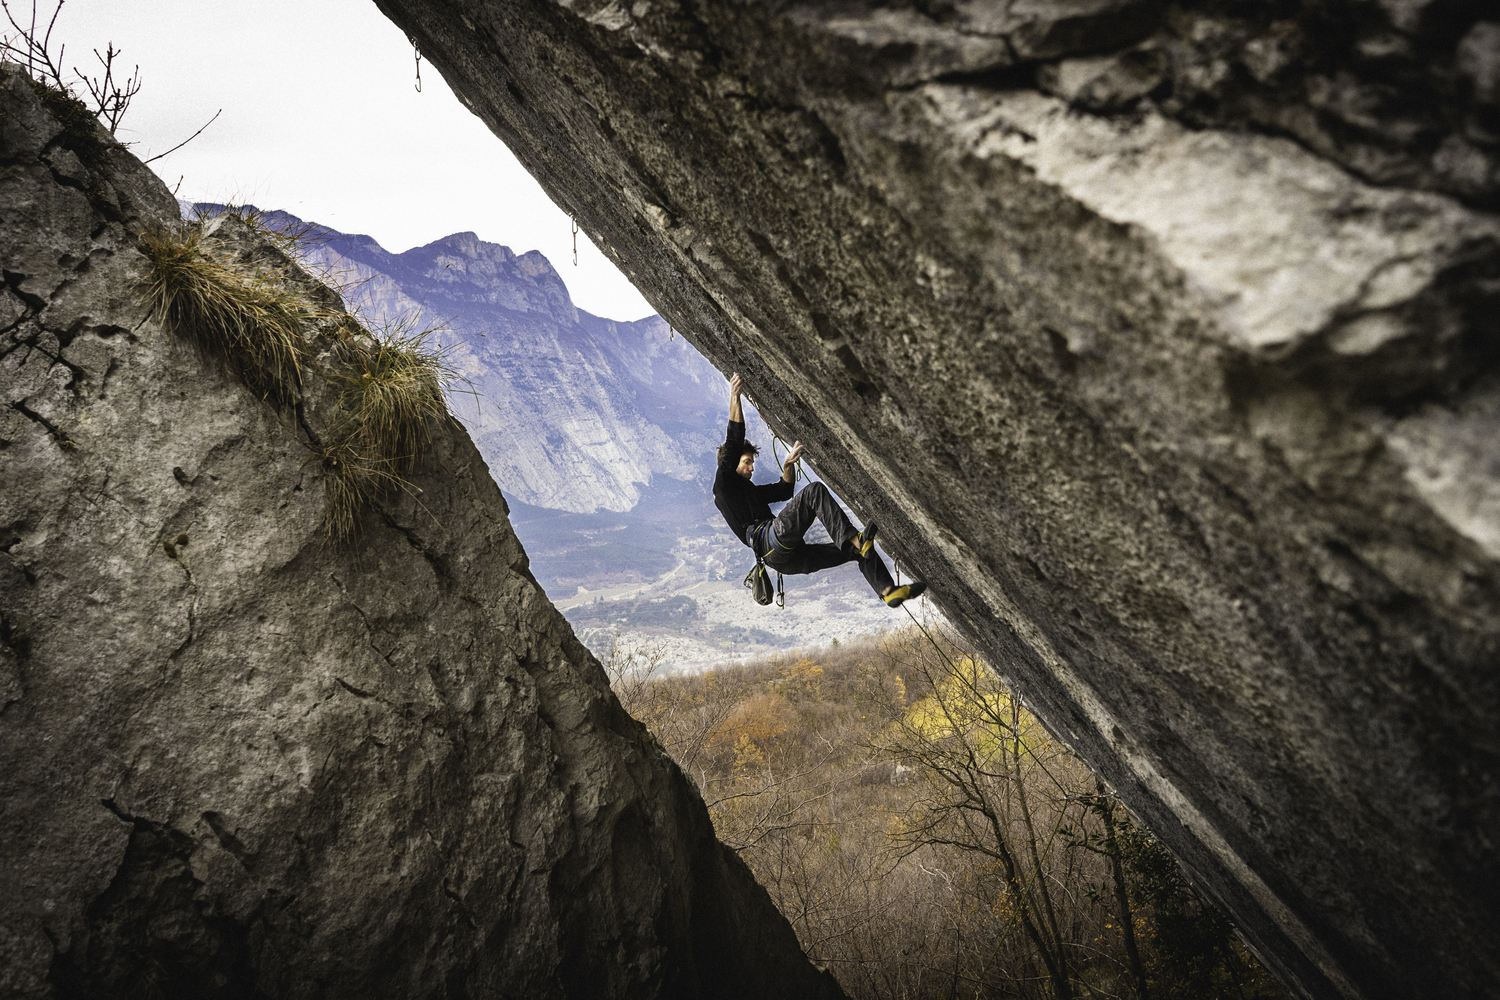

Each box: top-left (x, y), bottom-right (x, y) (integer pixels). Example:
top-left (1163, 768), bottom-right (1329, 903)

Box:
top-left (714, 372), bottom-right (926, 608)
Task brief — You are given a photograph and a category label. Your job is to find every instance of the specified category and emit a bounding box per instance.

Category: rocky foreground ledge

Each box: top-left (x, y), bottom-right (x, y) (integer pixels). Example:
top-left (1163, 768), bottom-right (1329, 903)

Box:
top-left (370, 3), bottom-right (1500, 999)
top-left (0, 65), bottom-right (843, 999)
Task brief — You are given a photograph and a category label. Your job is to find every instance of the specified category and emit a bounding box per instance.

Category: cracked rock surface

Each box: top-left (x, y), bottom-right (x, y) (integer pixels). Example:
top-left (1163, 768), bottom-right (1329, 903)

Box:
top-left (369, 2), bottom-right (1500, 998)
top-left (0, 65), bottom-right (844, 1000)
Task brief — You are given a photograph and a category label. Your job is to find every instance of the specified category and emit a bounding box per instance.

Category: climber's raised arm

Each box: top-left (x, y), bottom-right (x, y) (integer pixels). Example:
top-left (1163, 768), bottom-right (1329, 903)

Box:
top-left (729, 372), bottom-right (745, 425)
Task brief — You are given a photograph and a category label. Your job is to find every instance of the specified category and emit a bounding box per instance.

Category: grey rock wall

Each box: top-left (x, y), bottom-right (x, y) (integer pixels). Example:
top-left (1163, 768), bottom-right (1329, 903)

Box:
top-left (0, 64), bottom-right (843, 1000)
top-left (367, 3), bottom-right (1500, 999)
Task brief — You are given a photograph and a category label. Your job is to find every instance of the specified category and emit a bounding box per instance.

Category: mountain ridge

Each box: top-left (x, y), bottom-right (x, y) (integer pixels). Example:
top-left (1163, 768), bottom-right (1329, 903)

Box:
top-left (202, 205), bottom-right (727, 515)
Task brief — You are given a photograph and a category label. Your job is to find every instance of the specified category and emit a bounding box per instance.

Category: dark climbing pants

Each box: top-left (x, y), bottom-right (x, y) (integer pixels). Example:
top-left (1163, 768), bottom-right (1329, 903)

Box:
top-left (749, 481), bottom-right (894, 597)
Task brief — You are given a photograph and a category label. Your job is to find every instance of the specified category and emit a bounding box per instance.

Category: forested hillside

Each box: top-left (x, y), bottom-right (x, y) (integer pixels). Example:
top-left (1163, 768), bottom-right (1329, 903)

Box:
top-left (607, 627), bottom-right (1289, 1000)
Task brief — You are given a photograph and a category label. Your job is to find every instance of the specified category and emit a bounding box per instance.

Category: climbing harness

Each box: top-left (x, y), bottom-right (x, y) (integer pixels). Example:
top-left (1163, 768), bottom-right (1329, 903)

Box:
top-left (743, 521), bottom-right (789, 607)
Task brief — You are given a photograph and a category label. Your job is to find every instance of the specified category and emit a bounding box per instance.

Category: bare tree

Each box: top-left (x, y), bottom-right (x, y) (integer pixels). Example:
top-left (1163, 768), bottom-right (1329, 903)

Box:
top-left (875, 636), bottom-right (1090, 1000)
top-left (2, 0), bottom-right (139, 134)
top-left (609, 629), bottom-right (1288, 1000)
top-left (76, 41), bottom-right (139, 134)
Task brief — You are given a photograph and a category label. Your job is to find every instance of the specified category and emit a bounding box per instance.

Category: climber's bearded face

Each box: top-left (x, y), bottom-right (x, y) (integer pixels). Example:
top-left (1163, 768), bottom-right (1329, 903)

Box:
top-left (736, 452), bottom-right (755, 478)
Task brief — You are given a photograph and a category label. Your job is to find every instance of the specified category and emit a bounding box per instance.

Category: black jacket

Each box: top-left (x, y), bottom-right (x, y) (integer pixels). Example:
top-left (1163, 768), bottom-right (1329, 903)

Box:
top-left (713, 419), bottom-right (792, 546)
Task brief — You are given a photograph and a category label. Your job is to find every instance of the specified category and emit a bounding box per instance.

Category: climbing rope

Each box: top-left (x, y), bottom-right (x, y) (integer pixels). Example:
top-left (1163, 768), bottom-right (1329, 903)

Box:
top-left (769, 432), bottom-right (804, 481)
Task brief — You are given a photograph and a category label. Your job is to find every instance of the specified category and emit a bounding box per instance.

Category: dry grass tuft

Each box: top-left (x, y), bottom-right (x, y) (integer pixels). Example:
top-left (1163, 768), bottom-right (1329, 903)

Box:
top-left (139, 219), bottom-right (462, 541)
top-left (333, 324), bottom-right (458, 474)
top-left (138, 222), bottom-right (311, 403)
top-left (318, 322), bottom-right (461, 541)
top-left (211, 202), bottom-right (330, 262)
top-left (315, 437), bottom-right (409, 543)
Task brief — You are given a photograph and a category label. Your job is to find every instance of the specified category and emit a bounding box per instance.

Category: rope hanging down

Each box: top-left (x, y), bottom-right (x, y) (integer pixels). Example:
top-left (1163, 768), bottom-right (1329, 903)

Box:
top-left (769, 432), bottom-right (804, 481)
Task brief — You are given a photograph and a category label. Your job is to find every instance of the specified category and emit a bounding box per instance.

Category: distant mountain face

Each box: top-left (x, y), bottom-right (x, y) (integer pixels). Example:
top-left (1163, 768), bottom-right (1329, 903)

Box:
top-left (240, 210), bottom-right (727, 514)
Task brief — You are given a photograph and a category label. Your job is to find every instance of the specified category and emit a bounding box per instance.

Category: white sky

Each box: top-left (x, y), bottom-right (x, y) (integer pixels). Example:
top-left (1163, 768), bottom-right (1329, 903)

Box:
top-left (46, 0), bottom-right (654, 321)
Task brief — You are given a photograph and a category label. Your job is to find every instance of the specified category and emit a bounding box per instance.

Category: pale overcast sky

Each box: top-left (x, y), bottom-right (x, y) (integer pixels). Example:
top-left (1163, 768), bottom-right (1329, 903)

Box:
top-left (49, 0), bottom-right (654, 320)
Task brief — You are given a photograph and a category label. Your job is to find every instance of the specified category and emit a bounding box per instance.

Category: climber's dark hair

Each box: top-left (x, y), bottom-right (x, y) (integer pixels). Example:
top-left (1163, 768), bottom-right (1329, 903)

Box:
top-left (718, 440), bottom-right (759, 464)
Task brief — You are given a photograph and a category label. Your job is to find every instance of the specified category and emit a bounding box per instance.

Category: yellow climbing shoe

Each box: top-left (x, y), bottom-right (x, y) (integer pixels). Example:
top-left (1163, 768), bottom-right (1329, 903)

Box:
top-left (884, 581), bottom-right (926, 608)
top-left (853, 520), bottom-right (879, 559)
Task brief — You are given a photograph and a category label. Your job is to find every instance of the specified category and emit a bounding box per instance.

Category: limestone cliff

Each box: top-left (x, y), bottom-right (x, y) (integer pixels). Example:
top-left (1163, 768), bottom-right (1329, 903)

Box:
top-left (0, 65), bottom-right (843, 999)
top-left (368, 3), bottom-right (1500, 999)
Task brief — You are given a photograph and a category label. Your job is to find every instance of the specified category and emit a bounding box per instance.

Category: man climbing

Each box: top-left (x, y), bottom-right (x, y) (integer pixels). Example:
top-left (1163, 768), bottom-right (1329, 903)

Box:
top-left (714, 372), bottom-right (926, 608)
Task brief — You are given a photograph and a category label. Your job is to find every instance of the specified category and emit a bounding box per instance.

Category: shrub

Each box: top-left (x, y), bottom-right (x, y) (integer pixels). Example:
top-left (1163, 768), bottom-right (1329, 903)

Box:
top-left (3, 0), bottom-right (140, 162)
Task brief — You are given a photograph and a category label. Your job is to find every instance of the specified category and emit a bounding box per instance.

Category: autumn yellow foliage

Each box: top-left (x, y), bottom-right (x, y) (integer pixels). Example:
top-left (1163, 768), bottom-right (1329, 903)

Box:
top-left (604, 626), bottom-right (1287, 1000)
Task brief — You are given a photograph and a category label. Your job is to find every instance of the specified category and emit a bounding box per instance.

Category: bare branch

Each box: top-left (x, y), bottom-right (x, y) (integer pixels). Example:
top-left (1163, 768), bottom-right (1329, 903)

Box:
top-left (3, 2), bottom-right (142, 137)
top-left (145, 108), bottom-right (221, 164)
top-left (75, 43), bottom-right (139, 134)
top-left (1, 0), bottom-right (68, 89)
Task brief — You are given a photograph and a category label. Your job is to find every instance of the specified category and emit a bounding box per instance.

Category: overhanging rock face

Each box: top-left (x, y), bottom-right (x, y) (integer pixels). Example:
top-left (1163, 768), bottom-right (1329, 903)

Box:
top-left (0, 66), bottom-right (843, 1000)
top-left (369, 3), bottom-right (1500, 999)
